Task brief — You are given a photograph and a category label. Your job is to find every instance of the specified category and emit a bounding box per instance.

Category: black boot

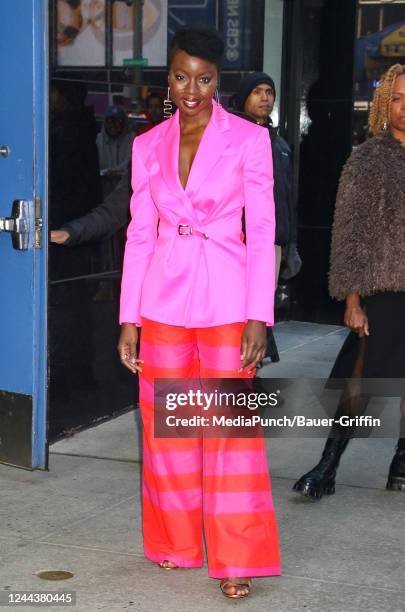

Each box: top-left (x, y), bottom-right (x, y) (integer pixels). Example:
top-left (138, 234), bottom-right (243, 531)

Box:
top-left (292, 438), bottom-right (350, 500)
top-left (386, 438), bottom-right (405, 491)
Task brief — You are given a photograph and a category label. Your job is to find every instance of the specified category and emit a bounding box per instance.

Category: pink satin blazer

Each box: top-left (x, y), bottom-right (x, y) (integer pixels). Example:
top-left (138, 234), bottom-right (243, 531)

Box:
top-left (119, 100), bottom-right (276, 328)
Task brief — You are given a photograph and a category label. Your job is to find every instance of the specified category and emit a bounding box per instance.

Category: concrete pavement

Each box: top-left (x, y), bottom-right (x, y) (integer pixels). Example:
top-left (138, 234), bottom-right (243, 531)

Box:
top-left (1, 322), bottom-right (404, 612)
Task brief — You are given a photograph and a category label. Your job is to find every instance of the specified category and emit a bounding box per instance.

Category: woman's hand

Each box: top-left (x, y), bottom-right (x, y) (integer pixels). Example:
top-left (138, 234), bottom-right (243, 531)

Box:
top-left (50, 230), bottom-right (70, 244)
top-left (344, 294), bottom-right (369, 337)
top-left (239, 320), bottom-right (267, 374)
top-left (117, 323), bottom-right (144, 374)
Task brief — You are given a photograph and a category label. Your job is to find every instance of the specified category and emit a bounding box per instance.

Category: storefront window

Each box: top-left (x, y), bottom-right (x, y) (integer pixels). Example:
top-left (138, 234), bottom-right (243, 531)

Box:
top-left (112, 0), bottom-right (167, 67)
top-left (383, 5), bottom-right (405, 28)
top-left (57, 0), bottom-right (106, 67)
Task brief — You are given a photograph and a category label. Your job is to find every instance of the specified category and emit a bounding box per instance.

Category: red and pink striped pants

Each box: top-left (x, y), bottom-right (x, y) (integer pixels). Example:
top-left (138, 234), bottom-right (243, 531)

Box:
top-left (138, 317), bottom-right (281, 579)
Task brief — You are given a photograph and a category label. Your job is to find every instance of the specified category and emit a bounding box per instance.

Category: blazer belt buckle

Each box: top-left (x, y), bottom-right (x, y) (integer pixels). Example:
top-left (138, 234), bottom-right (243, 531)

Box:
top-left (178, 224), bottom-right (209, 240)
top-left (178, 224), bottom-right (193, 236)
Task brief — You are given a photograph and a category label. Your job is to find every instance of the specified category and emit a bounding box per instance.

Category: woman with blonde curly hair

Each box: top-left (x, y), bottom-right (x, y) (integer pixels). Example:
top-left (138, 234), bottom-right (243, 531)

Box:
top-left (293, 64), bottom-right (405, 500)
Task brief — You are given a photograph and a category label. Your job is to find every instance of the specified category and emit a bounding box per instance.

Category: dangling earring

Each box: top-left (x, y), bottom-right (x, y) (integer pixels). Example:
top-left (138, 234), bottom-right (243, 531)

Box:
top-left (383, 119), bottom-right (388, 131)
top-left (164, 86), bottom-right (173, 119)
top-left (214, 88), bottom-right (221, 105)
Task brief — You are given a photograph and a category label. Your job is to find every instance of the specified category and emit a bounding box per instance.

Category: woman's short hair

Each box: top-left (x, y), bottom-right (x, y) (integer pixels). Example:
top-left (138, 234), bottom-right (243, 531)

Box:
top-left (168, 26), bottom-right (224, 70)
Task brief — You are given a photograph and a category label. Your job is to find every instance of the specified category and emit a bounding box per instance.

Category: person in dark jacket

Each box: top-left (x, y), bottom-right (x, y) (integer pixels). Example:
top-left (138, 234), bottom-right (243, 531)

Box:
top-left (50, 164), bottom-right (130, 246)
top-left (235, 72), bottom-right (300, 282)
top-left (235, 73), bottom-right (301, 361)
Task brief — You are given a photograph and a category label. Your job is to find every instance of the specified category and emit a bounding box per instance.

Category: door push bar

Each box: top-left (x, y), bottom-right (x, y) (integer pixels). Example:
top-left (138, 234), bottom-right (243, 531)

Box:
top-left (0, 200), bottom-right (30, 251)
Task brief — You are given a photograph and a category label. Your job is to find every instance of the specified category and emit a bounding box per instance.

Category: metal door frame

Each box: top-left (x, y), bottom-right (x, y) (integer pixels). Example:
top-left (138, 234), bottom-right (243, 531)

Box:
top-left (33, 0), bottom-right (49, 470)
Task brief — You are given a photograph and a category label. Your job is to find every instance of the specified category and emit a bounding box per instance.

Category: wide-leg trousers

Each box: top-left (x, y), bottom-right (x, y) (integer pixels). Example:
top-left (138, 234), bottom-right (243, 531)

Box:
top-left (138, 317), bottom-right (281, 578)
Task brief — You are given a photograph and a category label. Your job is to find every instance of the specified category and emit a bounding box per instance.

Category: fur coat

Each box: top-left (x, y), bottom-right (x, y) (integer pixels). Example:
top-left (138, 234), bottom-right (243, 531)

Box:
top-left (329, 131), bottom-right (405, 300)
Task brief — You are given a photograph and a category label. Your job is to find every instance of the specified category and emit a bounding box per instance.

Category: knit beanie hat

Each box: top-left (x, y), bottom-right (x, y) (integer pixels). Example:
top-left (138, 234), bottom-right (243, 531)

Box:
top-left (235, 72), bottom-right (276, 112)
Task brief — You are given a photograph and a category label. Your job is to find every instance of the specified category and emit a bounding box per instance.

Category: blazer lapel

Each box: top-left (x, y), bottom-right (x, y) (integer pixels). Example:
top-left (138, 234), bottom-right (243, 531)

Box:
top-left (185, 100), bottom-right (231, 198)
top-left (156, 111), bottom-right (181, 197)
top-left (155, 101), bottom-right (231, 221)
top-left (156, 110), bottom-right (198, 222)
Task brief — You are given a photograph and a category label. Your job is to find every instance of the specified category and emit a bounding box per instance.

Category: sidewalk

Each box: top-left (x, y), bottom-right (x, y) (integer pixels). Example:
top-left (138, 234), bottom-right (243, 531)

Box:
top-left (1, 322), bottom-right (404, 612)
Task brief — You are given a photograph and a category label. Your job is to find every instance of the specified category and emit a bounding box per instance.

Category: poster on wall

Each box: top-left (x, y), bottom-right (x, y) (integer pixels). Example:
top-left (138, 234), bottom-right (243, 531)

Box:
top-left (57, 0), bottom-right (106, 67)
top-left (113, 0), bottom-right (168, 67)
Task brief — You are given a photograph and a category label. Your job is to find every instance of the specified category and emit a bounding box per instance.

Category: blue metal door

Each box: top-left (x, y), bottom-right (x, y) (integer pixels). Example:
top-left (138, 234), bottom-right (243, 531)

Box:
top-left (0, 0), bottom-right (48, 469)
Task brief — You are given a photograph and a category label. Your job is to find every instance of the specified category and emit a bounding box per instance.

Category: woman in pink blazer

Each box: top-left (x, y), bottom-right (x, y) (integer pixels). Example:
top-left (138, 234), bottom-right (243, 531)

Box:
top-left (118, 26), bottom-right (280, 599)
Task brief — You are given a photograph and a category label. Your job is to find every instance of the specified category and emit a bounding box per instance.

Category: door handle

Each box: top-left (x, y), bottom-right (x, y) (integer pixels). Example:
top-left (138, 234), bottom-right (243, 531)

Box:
top-left (0, 145), bottom-right (10, 158)
top-left (0, 200), bottom-right (30, 250)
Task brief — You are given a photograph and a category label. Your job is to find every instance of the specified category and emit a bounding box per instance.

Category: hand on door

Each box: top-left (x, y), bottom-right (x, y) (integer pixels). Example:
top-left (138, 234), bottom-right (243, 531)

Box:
top-left (50, 230), bottom-right (70, 244)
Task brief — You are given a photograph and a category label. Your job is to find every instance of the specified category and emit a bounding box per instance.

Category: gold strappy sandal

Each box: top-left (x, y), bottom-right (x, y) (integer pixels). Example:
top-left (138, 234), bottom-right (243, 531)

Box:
top-left (158, 560), bottom-right (178, 570)
top-left (220, 578), bottom-right (252, 598)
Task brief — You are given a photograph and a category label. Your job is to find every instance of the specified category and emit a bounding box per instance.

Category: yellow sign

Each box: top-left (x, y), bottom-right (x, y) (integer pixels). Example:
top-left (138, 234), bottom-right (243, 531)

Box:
top-left (381, 23), bottom-right (405, 57)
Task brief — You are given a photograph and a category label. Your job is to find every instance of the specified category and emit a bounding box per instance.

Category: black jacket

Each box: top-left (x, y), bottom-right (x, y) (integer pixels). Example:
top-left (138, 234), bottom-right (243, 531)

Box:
top-left (268, 126), bottom-right (297, 246)
top-left (61, 167), bottom-right (130, 246)
top-left (230, 110), bottom-right (296, 246)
